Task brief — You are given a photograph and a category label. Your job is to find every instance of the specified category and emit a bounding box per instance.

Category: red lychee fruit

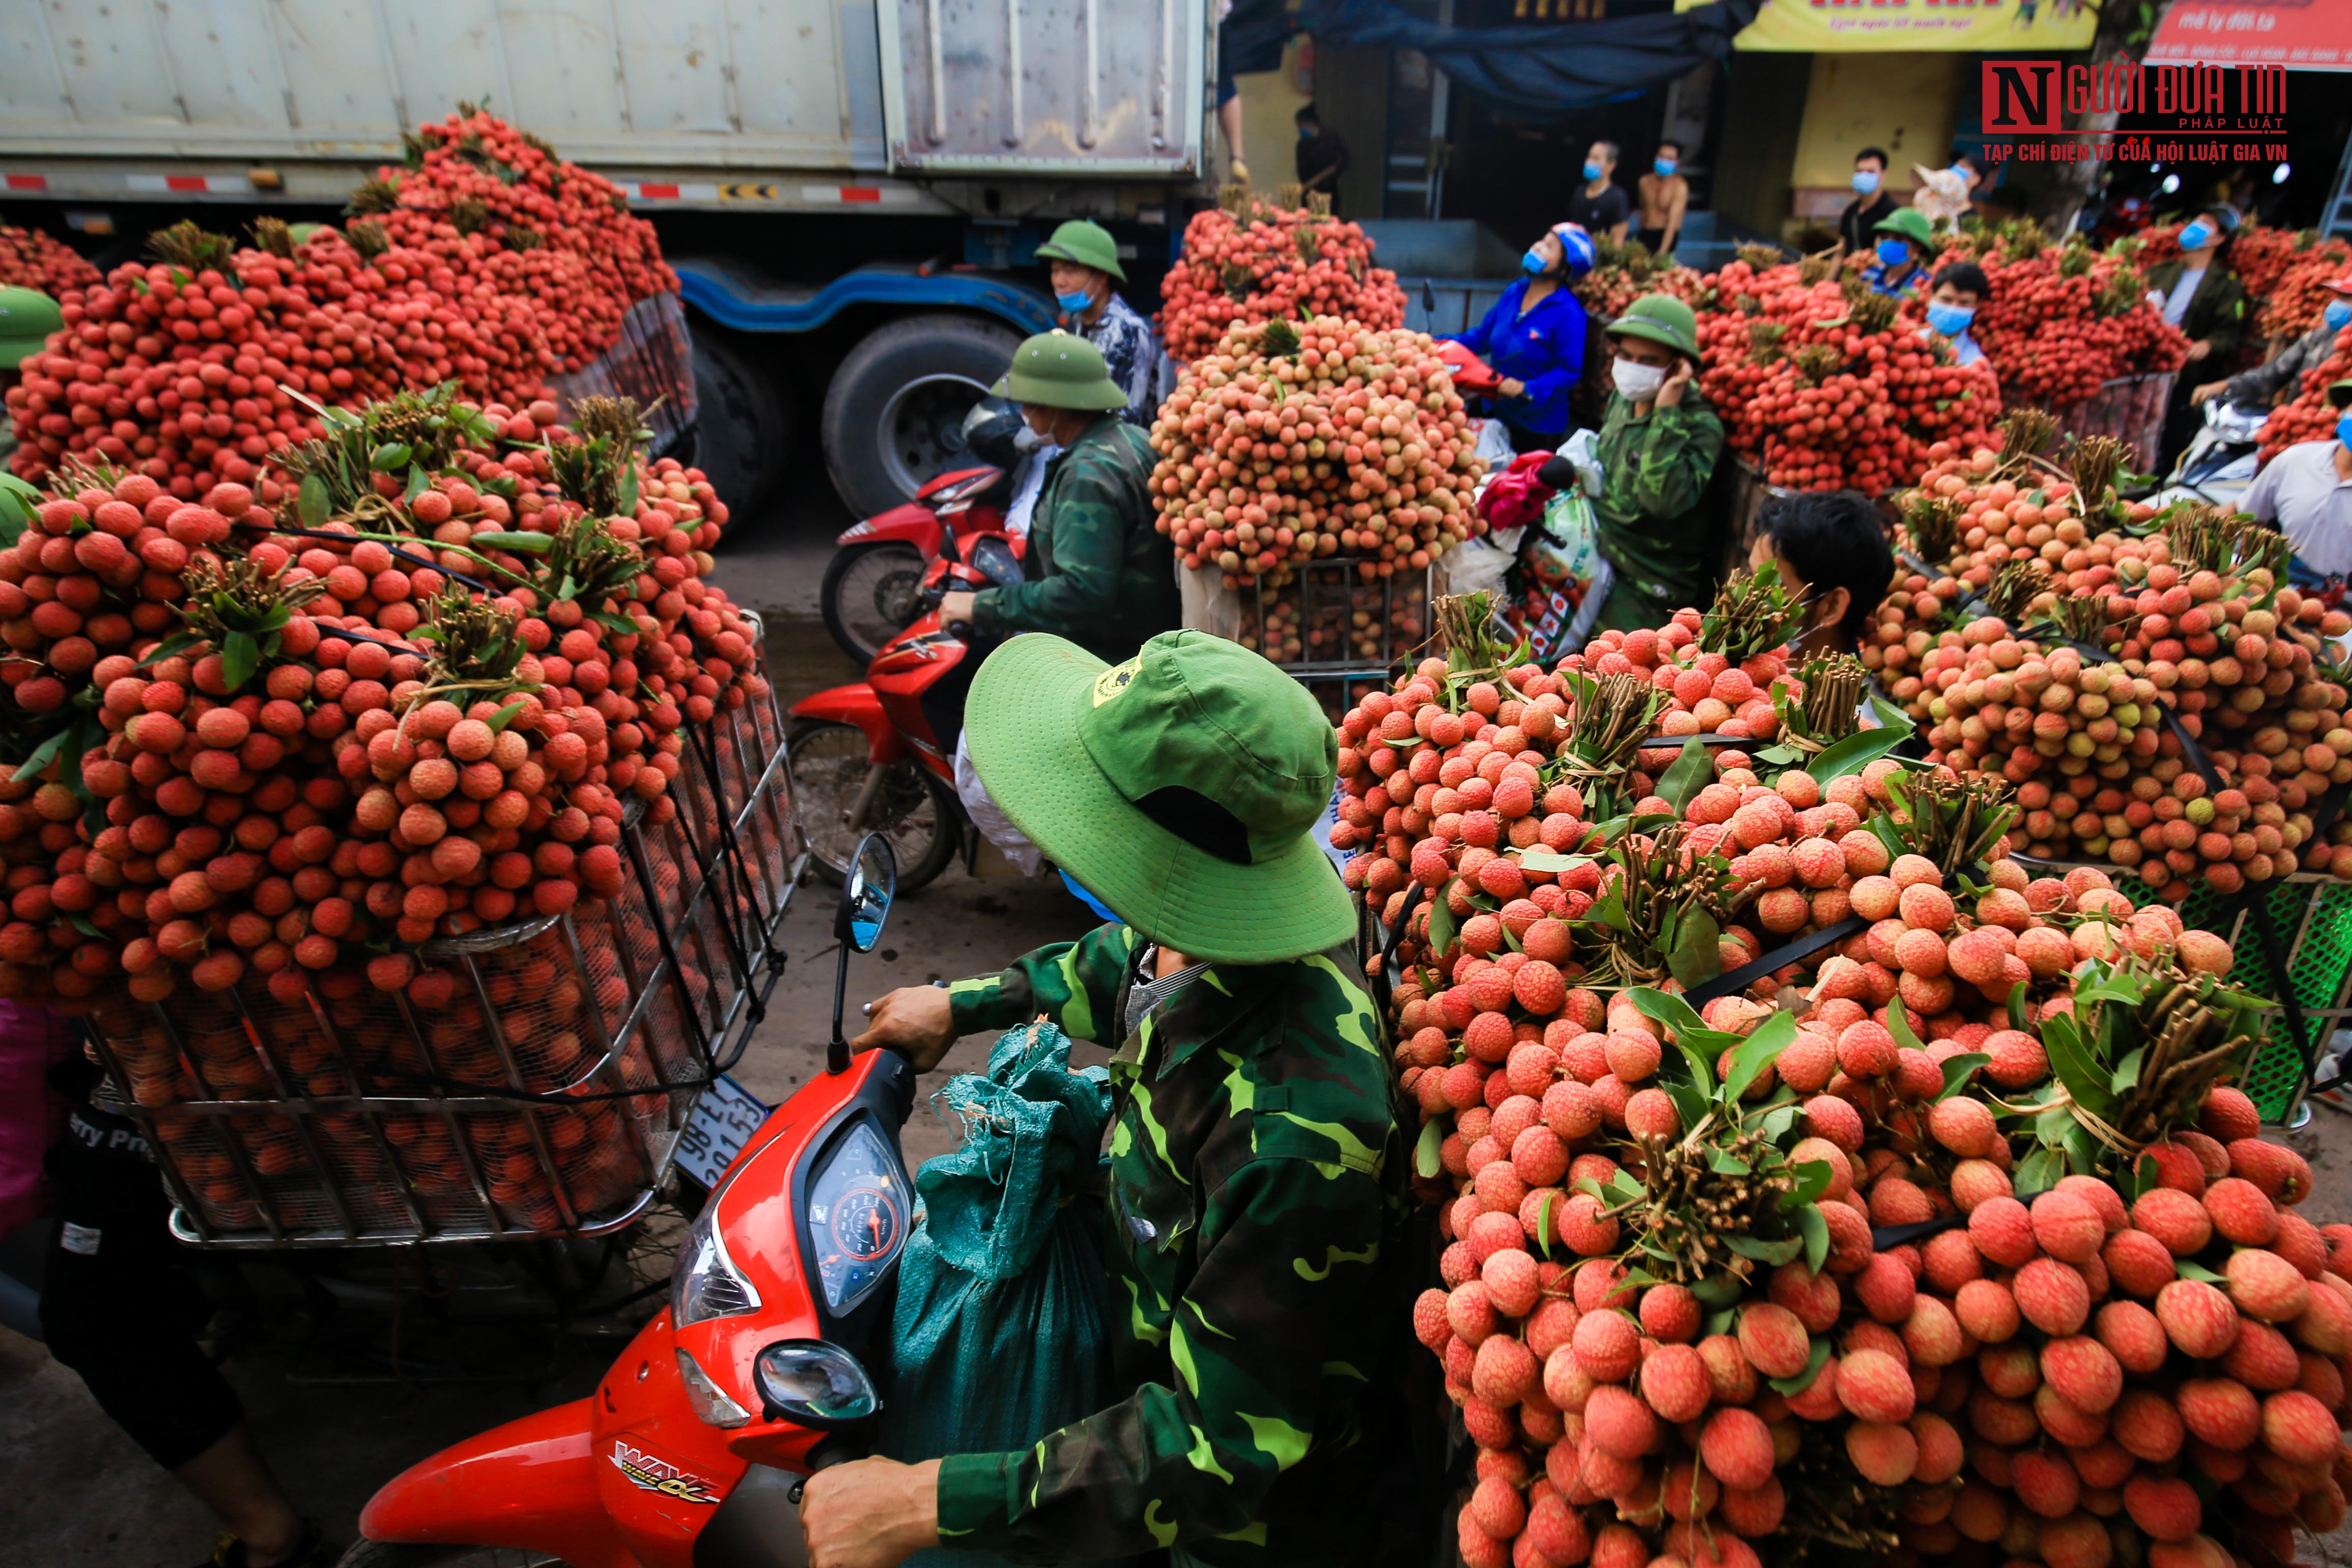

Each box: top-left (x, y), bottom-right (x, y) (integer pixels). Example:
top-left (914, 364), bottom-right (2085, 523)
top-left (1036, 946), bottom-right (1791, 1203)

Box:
top-left (1641, 1342), bottom-right (1715, 1424)
top-left (2204, 1177), bottom-right (2280, 1246)
top-left (1902, 1295), bottom-right (1964, 1367)
top-left (1716, 1477), bottom-right (1784, 1537)
top-left (2134, 1186), bottom-right (2215, 1256)
top-left (2041, 1334), bottom-right (2124, 1413)
top-left (1472, 1332), bottom-right (1539, 1405)
top-left (1955, 1277), bottom-right (2021, 1343)
top-left (1584, 1382), bottom-right (1660, 1458)
top-left (2123, 1473), bottom-right (2203, 1543)
top-left (2222, 1318), bottom-right (2300, 1390)
top-left (1970, 1196), bottom-right (2040, 1268)
top-left (2259, 1387), bottom-right (2340, 1465)
top-left (2198, 1085), bottom-right (2261, 1142)
top-left (2093, 1299), bottom-right (2169, 1374)
top-left (1696, 1334), bottom-right (1757, 1406)
top-left (2011, 1447), bottom-right (2082, 1518)
top-left (1572, 1307), bottom-right (1641, 1383)
top-left (1927, 1097), bottom-right (1998, 1158)
top-left (2104, 1226), bottom-right (2180, 1298)
top-left (2227, 1246), bottom-right (2311, 1323)
top-left (2114, 1386), bottom-right (2187, 1462)
top-left (1845, 1420), bottom-right (1919, 1485)
top-left (2055, 1174), bottom-right (2129, 1234)
top-left (1737, 1302), bottom-right (1812, 1380)
top-left (1483, 1247), bottom-right (1542, 1318)
top-left (2032, 1191), bottom-right (2108, 1264)
top-left (2158, 1278), bottom-right (2243, 1360)
top-left (2227, 1139), bottom-right (2312, 1206)
top-left (1698, 1406), bottom-right (1776, 1491)
top-left (1801, 1093), bottom-right (1865, 1153)
top-left (2177, 1377), bottom-right (2262, 1449)
top-left (1856, 1254), bottom-right (1918, 1324)
top-left (2014, 1257), bottom-right (2092, 1336)
top-left (1836, 1348), bottom-right (1916, 1424)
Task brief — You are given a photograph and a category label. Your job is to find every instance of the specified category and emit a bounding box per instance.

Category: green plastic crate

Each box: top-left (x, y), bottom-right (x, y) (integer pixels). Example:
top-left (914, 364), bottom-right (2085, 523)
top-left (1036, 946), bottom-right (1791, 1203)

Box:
top-left (2016, 861), bottom-right (2352, 1124)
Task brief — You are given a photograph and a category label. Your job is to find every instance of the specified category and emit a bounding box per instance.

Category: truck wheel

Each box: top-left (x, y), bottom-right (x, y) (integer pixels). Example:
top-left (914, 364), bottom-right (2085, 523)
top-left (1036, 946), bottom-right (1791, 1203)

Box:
top-left (821, 315), bottom-right (1022, 519)
top-left (689, 320), bottom-right (792, 518)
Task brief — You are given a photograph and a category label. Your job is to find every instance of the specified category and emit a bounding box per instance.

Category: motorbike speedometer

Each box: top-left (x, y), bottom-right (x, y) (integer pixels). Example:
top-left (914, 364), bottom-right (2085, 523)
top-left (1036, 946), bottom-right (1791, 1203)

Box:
top-left (805, 1122), bottom-right (908, 1312)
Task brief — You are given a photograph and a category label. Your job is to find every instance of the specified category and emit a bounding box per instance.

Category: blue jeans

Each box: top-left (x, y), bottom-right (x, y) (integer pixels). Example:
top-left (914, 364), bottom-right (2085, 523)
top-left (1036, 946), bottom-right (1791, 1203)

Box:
top-left (2287, 552), bottom-right (2330, 592)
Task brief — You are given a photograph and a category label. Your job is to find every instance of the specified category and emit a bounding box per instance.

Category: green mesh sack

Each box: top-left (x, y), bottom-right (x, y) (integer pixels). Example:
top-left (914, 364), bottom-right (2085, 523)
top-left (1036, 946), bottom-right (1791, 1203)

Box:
top-left (881, 1020), bottom-right (1114, 1566)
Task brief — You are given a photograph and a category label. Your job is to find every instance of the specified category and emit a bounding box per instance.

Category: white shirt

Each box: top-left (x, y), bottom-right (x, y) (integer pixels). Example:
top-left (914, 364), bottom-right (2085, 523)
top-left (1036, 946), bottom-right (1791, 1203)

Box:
top-left (2162, 266), bottom-right (2207, 328)
top-left (1949, 330), bottom-right (1984, 368)
top-left (2242, 438), bottom-right (2352, 576)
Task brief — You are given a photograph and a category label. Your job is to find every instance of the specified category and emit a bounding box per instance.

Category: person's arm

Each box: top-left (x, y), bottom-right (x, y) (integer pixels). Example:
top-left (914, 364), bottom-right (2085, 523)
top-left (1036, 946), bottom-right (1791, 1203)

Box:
top-left (1624, 398), bottom-right (1723, 521)
top-left (1607, 193), bottom-right (1630, 245)
top-left (973, 447), bottom-right (1134, 638)
top-left (934, 1155), bottom-right (1388, 1560)
top-left (1449, 291), bottom-right (1504, 355)
top-left (944, 921), bottom-right (1139, 1042)
top-left (1512, 298), bottom-right (1586, 412)
top-left (2225, 325), bottom-right (2320, 405)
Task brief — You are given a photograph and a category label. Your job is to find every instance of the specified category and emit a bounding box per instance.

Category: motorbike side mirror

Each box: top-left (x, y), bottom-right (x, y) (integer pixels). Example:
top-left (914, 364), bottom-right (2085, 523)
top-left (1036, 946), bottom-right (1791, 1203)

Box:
top-left (829, 835), bottom-right (898, 1074)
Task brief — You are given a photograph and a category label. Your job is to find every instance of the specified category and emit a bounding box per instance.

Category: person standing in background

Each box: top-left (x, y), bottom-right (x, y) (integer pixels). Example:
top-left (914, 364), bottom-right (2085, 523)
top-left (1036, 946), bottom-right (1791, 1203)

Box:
top-left (1567, 142), bottom-right (1631, 244)
top-left (1839, 148), bottom-right (1898, 257)
top-left (1033, 220), bottom-right (1169, 427)
top-left (1215, 1), bottom-right (1248, 186)
top-left (2149, 204), bottom-right (2250, 465)
top-left (1294, 105), bottom-right (1351, 211)
top-left (1445, 223), bottom-right (1597, 454)
top-left (1637, 142), bottom-right (1689, 256)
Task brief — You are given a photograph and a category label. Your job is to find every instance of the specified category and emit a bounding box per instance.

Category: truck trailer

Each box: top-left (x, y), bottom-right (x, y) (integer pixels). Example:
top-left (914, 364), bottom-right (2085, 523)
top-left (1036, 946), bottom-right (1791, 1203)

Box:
top-left (0, 0), bottom-right (1218, 517)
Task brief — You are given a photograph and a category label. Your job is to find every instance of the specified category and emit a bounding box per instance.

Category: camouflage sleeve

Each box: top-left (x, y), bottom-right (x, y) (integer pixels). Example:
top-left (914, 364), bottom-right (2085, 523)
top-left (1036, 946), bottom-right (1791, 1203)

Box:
top-left (945, 922), bottom-right (1138, 1044)
top-left (1622, 400), bottom-right (1722, 522)
top-left (973, 444), bottom-right (1140, 640)
top-left (933, 1155), bottom-right (1389, 1561)
top-left (2227, 320), bottom-right (2328, 405)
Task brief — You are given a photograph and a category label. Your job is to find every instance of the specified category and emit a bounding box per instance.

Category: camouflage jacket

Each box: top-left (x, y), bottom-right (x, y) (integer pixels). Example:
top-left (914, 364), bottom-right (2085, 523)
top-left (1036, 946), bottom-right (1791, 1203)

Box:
top-left (972, 416), bottom-right (1183, 666)
top-left (1589, 387), bottom-right (1724, 633)
top-left (935, 924), bottom-right (1406, 1567)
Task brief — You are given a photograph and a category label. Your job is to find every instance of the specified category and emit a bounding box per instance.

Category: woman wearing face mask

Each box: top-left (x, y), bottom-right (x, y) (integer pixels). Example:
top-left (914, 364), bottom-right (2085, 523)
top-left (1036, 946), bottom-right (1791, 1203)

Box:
top-left (1444, 223), bottom-right (1597, 454)
top-left (2193, 272), bottom-right (2352, 410)
top-left (2147, 205), bottom-right (2249, 466)
top-left (1547, 294), bottom-right (1724, 633)
top-left (1747, 490), bottom-right (1897, 661)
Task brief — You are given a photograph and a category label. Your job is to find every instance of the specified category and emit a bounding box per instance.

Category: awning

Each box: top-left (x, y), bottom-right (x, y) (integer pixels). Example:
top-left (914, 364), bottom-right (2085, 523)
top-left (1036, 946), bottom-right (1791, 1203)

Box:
top-left (1291, 0), bottom-right (1761, 118)
top-left (1671, 0), bottom-right (2093, 52)
top-left (2144, 0), bottom-right (2352, 68)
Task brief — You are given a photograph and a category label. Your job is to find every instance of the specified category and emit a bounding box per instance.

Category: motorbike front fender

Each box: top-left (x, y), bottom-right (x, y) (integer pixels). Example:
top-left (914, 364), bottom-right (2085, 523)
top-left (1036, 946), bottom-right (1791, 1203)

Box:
top-left (791, 684), bottom-right (904, 766)
top-left (357, 1399), bottom-right (639, 1568)
top-left (836, 505), bottom-right (942, 555)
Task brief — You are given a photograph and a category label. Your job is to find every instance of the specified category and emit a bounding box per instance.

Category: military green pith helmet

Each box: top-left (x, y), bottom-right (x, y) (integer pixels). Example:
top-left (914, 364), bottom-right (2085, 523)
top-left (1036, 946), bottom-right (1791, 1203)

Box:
top-left (0, 287), bottom-right (63, 370)
top-left (2329, 378), bottom-right (2352, 412)
top-left (1033, 219), bottom-right (1127, 283)
top-left (963, 630), bottom-right (1355, 964)
top-left (1606, 294), bottom-right (1701, 360)
top-left (1874, 206), bottom-right (1936, 251)
top-left (992, 330), bottom-right (1130, 412)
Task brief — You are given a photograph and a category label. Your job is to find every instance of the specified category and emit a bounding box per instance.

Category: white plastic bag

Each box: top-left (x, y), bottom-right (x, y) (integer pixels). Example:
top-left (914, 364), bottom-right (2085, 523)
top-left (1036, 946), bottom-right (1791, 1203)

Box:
top-left (1470, 417), bottom-right (1517, 474)
top-left (954, 731), bottom-right (1045, 876)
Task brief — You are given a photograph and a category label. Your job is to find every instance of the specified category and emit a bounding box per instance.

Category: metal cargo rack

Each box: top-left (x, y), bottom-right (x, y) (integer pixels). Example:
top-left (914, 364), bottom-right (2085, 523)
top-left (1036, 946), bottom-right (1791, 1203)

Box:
top-left (2047, 370), bottom-right (2176, 475)
top-left (545, 291), bottom-right (699, 459)
top-left (1237, 559), bottom-right (1434, 720)
top-left (85, 620), bottom-right (807, 1249)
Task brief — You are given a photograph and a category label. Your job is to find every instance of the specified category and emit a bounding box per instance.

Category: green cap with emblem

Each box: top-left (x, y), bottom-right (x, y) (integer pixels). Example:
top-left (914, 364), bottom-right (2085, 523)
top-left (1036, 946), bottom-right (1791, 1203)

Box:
top-left (1873, 206), bottom-right (1937, 250)
top-left (1032, 219), bottom-right (1127, 282)
top-left (1605, 293), bottom-right (1701, 360)
top-left (0, 287), bottom-right (62, 370)
top-left (963, 629), bottom-right (1355, 963)
top-left (992, 329), bottom-right (1131, 412)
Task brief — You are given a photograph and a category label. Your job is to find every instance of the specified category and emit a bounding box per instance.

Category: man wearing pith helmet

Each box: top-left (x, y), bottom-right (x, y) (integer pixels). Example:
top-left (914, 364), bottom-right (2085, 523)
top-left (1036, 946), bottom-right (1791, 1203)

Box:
top-left (1034, 218), bottom-right (1171, 427)
top-left (938, 330), bottom-right (1181, 664)
top-left (808, 629), bottom-right (1406, 1568)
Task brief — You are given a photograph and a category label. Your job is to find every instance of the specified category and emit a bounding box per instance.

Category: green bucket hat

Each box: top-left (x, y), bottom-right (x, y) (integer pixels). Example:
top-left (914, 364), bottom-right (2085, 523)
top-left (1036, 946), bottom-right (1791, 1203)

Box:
top-left (1606, 294), bottom-right (1701, 360)
top-left (1873, 206), bottom-right (1936, 250)
top-left (1034, 219), bottom-right (1127, 283)
top-left (992, 330), bottom-right (1130, 412)
top-left (964, 629), bottom-right (1355, 964)
top-left (2328, 378), bottom-right (2352, 411)
top-left (0, 287), bottom-right (62, 370)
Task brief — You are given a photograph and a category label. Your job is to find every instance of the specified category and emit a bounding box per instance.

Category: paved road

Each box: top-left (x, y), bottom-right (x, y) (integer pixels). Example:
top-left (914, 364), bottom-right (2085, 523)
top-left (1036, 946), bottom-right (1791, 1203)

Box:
top-left (0, 489), bottom-right (1098, 1566)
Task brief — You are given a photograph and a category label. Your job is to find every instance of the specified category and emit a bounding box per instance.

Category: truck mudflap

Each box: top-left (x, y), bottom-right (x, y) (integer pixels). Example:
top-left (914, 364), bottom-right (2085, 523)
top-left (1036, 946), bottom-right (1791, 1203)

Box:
top-left (675, 260), bottom-right (1056, 340)
top-left (356, 1399), bottom-right (640, 1568)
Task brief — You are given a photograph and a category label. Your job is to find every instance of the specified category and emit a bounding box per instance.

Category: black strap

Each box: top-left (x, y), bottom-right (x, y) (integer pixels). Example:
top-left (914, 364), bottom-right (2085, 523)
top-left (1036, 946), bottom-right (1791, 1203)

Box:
top-left (1684, 914), bottom-right (1867, 1009)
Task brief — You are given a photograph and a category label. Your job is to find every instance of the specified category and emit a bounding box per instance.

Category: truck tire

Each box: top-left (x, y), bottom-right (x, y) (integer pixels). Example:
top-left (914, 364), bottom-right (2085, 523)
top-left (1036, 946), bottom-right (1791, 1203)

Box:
top-left (689, 320), bottom-right (792, 519)
top-left (821, 315), bottom-right (1022, 519)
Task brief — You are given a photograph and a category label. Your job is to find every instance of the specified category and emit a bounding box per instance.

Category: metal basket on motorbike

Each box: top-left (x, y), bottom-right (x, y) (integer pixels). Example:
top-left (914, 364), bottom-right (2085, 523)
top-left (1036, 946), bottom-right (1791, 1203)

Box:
top-left (1224, 559), bottom-right (1433, 721)
top-left (81, 620), bottom-right (808, 1248)
top-left (544, 291), bottom-right (699, 459)
top-left (2053, 370), bottom-right (2177, 473)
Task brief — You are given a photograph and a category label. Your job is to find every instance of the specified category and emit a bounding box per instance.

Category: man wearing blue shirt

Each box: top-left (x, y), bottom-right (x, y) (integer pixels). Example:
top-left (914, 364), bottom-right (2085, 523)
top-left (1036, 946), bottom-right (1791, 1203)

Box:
top-left (1926, 261), bottom-right (1989, 369)
top-left (1862, 208), bottom-right (1936, 297)
top-left (1447, 223), bottom-right (1596, 453)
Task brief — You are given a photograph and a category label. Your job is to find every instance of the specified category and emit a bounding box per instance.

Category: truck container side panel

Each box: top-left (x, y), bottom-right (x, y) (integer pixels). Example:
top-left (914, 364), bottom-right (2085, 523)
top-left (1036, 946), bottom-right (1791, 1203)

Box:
top-left (38, 0), bottom-right (185, 129)
top-left (380, 4), bottom-right (518, 136)
top-left (725, 0), bottom-right (850, 148)
top-left (273, 0), bottom-right (408, 138)
top-left (497, 3), bottom-right (638, 136)
top-left (839, 0), bottom-right (890, 166)
top-left (152, 0), bottom-right (294, 132)
top-left (604, 5), bottom-right (741, 136)
top-left (1, 12), bottom-right (77, 133)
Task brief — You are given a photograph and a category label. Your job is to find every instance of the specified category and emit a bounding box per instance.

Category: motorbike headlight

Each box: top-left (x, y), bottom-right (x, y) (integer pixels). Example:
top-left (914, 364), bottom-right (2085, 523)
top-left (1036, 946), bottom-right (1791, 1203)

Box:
top-left (671, 1195), bottom-right (761, 1328)
top-left (676, 1349), bottom-right (753, 1429)
top-left (753, 1340), bottom-right (880, 1427)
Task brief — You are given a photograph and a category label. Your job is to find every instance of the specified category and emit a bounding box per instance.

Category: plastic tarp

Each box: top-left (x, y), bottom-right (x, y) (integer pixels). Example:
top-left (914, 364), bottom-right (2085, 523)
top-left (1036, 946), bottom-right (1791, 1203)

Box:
top-left (1279, 0), bottom-right (1761, 119)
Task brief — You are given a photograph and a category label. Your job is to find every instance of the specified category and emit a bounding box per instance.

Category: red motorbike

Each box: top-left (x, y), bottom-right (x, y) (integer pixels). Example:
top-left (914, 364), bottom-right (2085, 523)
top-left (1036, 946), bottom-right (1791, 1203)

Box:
top-left (791, 527), bottom-right (1024, 890)
top-left (819, 398), bottom-right (1027, 664)
top-left (342, 836), bottom-right (911, 1568)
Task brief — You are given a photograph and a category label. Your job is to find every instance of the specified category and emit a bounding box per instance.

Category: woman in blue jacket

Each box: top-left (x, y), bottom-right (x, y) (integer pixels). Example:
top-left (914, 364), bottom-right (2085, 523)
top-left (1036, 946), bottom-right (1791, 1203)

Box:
top-left (1448, 223), bottom-right (1596, 453)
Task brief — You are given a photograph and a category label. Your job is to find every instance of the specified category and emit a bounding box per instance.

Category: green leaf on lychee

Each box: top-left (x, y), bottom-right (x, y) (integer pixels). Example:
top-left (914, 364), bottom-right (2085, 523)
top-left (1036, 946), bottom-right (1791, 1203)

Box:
top-left (1413, 1118), bottom-right (1443, 1180)
top-left (1667, 909), bottom-right (1721, 991)
top-left (1655, 737), bottom-right (1713, 815)
top-left (1691, 1274), bottom-right (1746, 1309)
top-left (1515, 849), bottom-right (1590, 874)
top-left (2111, 1046), bottom-right (2145, 1094)
top-left (1723, 1009), bottom-right (1798, 1104)
top-left (1795, 1202), bottom-right (1831, 1274)
top-left (2013, 1146), bottom-right (2063, 1198)
top-left (1935, 1052), bottom-right (1992, 1101)
top-left (1725, 1233), bottom-right (1804, 1265)
top-left (1768, 1336), bottom-right (1835, 1395)
top-left (1425, 882), bottom-right (1458, 961)
top-left (1533, 1192), bottom-right (1557, 1256)
top-left (1882, 996), bottom-right (1925, 1054)
top-left (2175, 1258), bottom-right (2226, 1285)
top-left (1785, 1159), bottom-right (1834, 1209)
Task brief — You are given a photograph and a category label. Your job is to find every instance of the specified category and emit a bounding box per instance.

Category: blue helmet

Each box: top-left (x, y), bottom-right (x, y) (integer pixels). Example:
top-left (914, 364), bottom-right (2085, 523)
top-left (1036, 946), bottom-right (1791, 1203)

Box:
top-left (1554, 225), bottom-right (1599, 277)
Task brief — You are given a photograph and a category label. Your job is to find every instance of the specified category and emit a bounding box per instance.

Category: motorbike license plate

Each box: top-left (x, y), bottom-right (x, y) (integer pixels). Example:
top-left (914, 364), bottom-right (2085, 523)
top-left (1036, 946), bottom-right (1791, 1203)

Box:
top-left (674, 1075), bottom-right (770, 1191)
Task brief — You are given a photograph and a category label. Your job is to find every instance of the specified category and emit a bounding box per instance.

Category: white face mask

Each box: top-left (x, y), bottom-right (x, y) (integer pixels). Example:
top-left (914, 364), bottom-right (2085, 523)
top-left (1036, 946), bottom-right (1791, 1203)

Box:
top-left (1612, 357), bottom-right (1668, 402)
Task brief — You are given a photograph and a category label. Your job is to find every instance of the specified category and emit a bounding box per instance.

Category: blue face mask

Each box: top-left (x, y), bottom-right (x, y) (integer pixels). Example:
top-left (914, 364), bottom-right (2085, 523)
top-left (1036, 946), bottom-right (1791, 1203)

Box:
top-left (1654, 157), bottom-right (1677, 178)
top-left (1876, 238), bottom-right (1910, 268)
top-left (1521, 247), bottom-right (1552, 276)
top-left (1060, 869), bottom-right (1121, 925)
top-left (1583, 161), bottom-right (1604, 181)
top-left (1298, 124), bottom-right (1317, 141)
top-left (1057, 288), bottom-right (1094, 313)
top-left (1927, 302), bottom-right (1975, 338)
top-left (2179, 221), bottom-right (2214, 253)
top-left (2326, 299), bottom-right (2351, 332)
top-left (2339, 411), bottom-right (2352, 453)
top-left (1853, 169), bottom-right (1881, 194)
